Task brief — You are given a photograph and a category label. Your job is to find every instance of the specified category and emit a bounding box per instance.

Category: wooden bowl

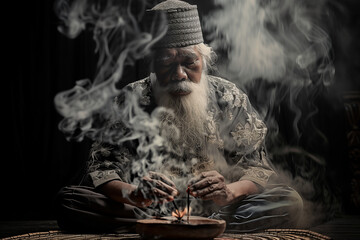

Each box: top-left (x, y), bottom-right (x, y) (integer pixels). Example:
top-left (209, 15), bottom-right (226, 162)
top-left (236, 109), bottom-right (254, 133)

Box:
top-left (136, 216), bottom-right (226, 240)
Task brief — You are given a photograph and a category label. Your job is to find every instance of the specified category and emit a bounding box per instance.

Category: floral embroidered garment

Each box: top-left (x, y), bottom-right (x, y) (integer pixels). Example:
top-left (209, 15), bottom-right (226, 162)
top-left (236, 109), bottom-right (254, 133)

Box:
top-left (83, 75), bottom-right (276, 190)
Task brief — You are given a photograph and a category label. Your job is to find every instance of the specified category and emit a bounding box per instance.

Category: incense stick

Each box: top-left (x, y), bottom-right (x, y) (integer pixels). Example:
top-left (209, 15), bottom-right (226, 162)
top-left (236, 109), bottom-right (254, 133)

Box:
top-left (172, 200), bottom-right (179, 212)
top-left (187, 186), bottom-right (190, 223)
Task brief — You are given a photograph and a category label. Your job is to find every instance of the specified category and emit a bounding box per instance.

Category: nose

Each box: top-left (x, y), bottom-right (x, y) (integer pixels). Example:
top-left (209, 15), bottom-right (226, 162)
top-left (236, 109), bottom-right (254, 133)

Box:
top-left (172, 64), bottom-right (187, 81)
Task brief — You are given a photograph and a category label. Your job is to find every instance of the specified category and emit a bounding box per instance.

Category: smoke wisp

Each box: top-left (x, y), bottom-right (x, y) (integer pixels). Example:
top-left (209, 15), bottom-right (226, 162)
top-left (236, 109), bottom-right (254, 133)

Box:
top-left (54, 0), bottom-right (166, 142)
top-left (53, 0), bottom-right (205, 212)
top-left (203, 0), bottom-right (340, 227)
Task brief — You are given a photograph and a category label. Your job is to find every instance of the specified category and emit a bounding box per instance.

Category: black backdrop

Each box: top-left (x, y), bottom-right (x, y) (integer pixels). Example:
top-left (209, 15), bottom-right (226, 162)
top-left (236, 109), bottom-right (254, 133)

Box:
top-left (7, 0), bottom-right (360, 221)
top-left (8, 0), bottom-right (97, 220)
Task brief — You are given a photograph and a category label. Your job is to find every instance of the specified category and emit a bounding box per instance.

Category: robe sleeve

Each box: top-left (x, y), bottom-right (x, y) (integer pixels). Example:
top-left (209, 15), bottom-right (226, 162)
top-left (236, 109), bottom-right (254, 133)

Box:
top-left (82, 92), bottom-right (138, 188)
top-left (219, 80), bottom-right (277, 188)
top-left (82, 78), bottom-right (152, 188)
top-left (85, 141), bottom-right (135, 188)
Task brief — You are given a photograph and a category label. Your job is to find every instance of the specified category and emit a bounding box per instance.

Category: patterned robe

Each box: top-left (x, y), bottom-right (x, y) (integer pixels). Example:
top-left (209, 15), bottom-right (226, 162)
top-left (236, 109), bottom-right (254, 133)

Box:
top-left (83, 75), bottom-right (276, 190)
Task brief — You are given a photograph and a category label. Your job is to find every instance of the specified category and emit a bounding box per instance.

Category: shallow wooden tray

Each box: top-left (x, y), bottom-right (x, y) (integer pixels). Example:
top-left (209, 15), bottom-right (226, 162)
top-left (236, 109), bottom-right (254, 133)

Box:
top-left (136, 216), bottom-right (226, 240)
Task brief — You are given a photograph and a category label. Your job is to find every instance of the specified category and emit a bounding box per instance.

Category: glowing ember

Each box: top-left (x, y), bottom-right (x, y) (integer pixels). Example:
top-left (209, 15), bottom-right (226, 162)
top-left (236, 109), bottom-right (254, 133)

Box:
top-left (172, 207), bottom-right (191, 221)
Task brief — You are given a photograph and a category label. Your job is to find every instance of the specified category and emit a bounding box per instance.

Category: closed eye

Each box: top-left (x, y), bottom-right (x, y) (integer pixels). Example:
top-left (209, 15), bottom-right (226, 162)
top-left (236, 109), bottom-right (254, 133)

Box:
top-left (160, 62), bottom-right (173, 67)
top-left (184, 59), bottom-right (199, 67)
top-left (155, 55), bottom-right (174, 67)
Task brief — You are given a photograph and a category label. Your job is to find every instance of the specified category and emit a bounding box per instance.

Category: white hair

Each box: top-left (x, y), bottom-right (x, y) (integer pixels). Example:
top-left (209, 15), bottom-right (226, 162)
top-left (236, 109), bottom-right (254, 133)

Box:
top-left (194, 43), bottom-right (217, 72)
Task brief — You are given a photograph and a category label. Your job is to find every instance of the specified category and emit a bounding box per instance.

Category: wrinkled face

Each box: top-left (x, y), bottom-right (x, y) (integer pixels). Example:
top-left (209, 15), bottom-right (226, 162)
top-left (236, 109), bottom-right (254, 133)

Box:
top-left (153, 46), bottom-right (203, 96)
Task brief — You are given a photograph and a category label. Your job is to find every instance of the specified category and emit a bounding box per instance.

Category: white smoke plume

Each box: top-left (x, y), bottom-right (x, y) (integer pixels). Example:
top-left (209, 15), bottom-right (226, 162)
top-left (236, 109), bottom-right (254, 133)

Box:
top-left (204, 0), bottom-right (335, 85)
top-left (53, 0), bottom-right (172, 188)
top-left (53, 0), bottom-right (196, 211)
top-left (54, 0), bottom-right (166, 142)
top-left (53, 0), bottom-right (343, 224)
top-left (203, 0), bottom-right (339, 227)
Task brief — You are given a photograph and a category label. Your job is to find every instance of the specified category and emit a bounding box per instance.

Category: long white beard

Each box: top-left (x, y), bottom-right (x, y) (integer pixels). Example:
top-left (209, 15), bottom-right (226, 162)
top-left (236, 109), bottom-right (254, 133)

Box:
top-left (152, 73), bottom-right (209, 154)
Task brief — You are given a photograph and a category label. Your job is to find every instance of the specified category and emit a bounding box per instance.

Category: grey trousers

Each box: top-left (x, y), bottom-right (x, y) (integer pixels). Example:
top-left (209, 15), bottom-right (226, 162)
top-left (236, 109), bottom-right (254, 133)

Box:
top-left (55, 185), bottom-right (303, 233)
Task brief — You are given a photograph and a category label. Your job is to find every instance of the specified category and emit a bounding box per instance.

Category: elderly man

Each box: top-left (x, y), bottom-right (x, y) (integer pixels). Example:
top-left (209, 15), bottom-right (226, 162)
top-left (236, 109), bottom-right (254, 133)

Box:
top-left (56, 0), bottom-right (303, 233)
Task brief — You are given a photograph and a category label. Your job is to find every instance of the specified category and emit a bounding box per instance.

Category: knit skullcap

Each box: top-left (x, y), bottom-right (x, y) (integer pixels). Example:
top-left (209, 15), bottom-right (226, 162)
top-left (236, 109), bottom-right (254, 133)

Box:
top-left (146, 0), bottom-right (204, 48)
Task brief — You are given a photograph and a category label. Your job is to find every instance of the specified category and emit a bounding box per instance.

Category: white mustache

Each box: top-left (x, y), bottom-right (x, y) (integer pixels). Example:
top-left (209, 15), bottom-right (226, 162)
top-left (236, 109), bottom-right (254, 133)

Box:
top-left (165, 81), bottom-right (194, 93)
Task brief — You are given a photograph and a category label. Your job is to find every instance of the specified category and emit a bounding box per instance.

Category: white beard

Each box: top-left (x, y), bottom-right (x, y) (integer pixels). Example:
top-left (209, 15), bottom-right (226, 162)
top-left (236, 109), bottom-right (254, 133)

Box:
top-left (152, 73), bottom-right (209, 154)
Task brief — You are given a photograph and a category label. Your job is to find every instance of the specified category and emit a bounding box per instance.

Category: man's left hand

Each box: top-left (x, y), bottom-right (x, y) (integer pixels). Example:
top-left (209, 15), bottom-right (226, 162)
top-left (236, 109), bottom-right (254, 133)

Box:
top-left (188, 170), bottom-right (236, 206)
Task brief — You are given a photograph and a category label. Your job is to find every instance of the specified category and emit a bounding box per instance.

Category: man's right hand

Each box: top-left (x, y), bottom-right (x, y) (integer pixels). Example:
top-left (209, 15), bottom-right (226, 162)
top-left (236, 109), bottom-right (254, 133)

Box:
top-left (133, 171), bottom-right (179, 206)
top-left (99, 172), bottom-right (179, 208)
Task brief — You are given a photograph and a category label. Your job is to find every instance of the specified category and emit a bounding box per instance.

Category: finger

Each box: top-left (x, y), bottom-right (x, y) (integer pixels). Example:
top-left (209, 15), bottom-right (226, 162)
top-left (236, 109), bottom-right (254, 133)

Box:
top-left (141, 177), bottom-right (156, 190)
top-left (190, 176), bottom-right (222, 192)
top-left (201, 189), bottom-right (227, 201)
top-left (153, 188), bottom-right (174, 201)
top-left (149, 171), bottom-right (176, 188)
top-left (192, 182), bottom-right (225, 197)
top-left (141, 177), bottom-right (179, 199)
top-left (188, 171), bottom-right (217, 186)
top-left (191, 171), bottom-right (212, 183)
top-left (149, 179), bottom-right (179, 196)
top-left (142, 176), bottom-right (154, 184)
top-left (143, 175), bottom-right (171, 190)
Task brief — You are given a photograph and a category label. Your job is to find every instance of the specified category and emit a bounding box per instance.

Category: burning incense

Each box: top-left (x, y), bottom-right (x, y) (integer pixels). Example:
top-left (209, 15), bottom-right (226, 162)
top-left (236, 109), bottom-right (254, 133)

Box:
top-left (187, 186), bottom-right (190, 223)
top-left (172, 200), bottom-right (179, 213)
top-left (170, 187), bottom-right (192, 223)
top-left (172, 207), bottom-right (187, 222)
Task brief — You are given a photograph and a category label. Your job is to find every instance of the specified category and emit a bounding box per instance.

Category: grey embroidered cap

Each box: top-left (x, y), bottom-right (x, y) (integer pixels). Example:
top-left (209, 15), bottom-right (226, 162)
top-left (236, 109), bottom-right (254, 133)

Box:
top-left (147, 0), bottom-right (204, 48)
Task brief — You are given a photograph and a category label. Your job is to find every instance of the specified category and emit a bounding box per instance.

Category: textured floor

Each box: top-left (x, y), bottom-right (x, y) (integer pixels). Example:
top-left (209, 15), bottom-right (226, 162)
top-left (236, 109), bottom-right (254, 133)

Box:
top-left (0, 230), bottom-right (332, 240)
top-left (0, 215), bottom-right (359, 240)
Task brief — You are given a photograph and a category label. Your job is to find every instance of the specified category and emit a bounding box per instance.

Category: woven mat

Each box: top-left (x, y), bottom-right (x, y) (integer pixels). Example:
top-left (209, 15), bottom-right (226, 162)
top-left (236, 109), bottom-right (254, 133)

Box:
top-left (1, 229), bottom-right (332, 240)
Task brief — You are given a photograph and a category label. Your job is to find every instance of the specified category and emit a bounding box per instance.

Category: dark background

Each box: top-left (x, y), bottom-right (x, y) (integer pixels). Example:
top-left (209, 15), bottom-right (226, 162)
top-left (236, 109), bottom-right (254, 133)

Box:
top-left (7, 0), bottom-right (359, 222)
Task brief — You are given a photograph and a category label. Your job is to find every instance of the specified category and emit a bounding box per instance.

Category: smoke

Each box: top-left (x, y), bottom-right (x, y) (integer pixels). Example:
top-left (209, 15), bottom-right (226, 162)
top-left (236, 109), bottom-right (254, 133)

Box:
top-left (204, 0), bottom-right (335, 85)
top-left (53, 0), bottom-right (198, 212)
top-left (203, 0), bottom-right (339, 226)
top-left (54, 0), bottom-right (166, 142)
top-left (53, 0), bottom-right (345, 226)
top-left (54, 0), bottom-right (174, 193)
